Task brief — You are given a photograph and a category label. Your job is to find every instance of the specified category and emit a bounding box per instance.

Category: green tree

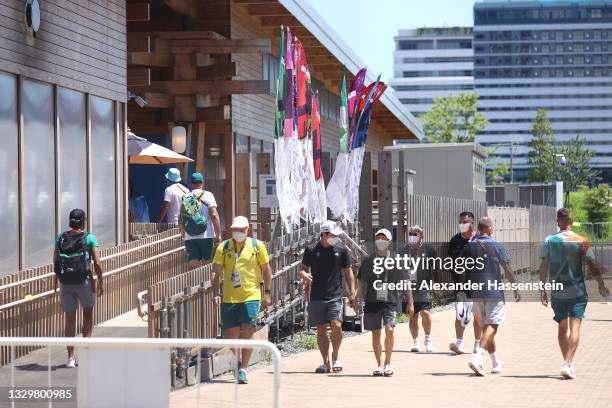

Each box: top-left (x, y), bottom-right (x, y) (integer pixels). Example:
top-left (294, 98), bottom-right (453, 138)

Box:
top-left (558, 136), bottom-right (600, 207)
top-left (527, 109), bottom-right (557, 183)
top-left (581, 184), bottom-right (612, 239)
top-left (582, 184), bottom-right (611, 223)
top-left (485, 147), bottom-right (510, 185)
top-left (421, 92), bottom-right (488, 143)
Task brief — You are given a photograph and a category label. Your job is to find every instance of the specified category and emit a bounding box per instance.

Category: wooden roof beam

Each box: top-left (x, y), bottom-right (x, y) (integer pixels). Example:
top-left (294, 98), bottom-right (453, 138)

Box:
top-left (260, 16), bottom-right (301, 27)
top-left (142, 80), bottom-right (270, 95)
top-left (163, 0), bottom-right (198, 18)
top-left (247, 4), bottom-right (291, 16)
top-left (127, 3), bottom-right (150, 22)
top-left (168, 38), bottom-right (271, 54)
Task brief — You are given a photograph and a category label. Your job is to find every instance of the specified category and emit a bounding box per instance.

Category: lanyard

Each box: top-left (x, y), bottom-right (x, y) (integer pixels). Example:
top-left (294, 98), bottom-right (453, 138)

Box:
top-left (233, 240), bottom-right (246, 262)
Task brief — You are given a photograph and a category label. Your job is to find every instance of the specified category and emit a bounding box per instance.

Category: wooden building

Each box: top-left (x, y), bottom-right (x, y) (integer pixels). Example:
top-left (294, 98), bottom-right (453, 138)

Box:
top-left (0, 0), bottom-right (128, 273)
top-left (126, 0), bottom-right (423, 239)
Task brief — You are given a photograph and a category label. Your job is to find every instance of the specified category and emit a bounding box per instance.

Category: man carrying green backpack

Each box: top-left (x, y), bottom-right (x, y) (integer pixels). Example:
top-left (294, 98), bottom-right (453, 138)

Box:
top-left (179, 172), bottom-right (222, 269)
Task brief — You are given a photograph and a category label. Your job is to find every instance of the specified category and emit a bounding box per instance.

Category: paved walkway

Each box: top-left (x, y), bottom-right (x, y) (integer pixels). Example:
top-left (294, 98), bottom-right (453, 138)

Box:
top-left (171, 301), bottom-right (612, 408)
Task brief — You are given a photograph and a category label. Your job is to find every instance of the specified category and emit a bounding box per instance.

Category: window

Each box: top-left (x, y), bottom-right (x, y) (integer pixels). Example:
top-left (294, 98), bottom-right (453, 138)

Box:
top-left (23, 80), bottom-right (55, 268)
top-left (0, 73), bottom-right (19, 272)
top-left (90, 96), bottom-right (116, 248)
top-left (59, 88), bottom-right (87, 230)
top-left (262, 53), bottom-right (279, 96)
top-left (398, 40), bottom-right (433, 50)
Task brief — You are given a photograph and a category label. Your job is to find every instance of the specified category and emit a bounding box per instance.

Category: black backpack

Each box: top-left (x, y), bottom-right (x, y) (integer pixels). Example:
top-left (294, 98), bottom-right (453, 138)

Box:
top-left (54, 230), bottom-right (90, 284)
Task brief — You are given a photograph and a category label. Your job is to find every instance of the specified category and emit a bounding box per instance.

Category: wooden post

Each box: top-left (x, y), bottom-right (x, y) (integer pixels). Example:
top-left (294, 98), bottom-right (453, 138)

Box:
top-left (234, 153), bottom-right (250, 223)
top-left (256, 153), bottom-right (271, 241)
top-left (358, 151), bottom-right (372, 240)
top-left (194, 122), bottom-right (206, 174)
top-left (377, 151), bottom-right (393, 232)
top-left (397, 152), bottom-right (406, 243)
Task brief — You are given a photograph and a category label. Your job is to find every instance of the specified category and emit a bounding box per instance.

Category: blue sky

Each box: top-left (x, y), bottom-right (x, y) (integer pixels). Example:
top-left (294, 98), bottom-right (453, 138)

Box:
top-left (306, 0), bottom-right (476, 81)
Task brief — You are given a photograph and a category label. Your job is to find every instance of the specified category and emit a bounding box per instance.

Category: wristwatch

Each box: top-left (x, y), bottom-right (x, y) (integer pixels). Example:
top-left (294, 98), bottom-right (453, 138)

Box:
top-left (264, 289), bottom-right (271, 295)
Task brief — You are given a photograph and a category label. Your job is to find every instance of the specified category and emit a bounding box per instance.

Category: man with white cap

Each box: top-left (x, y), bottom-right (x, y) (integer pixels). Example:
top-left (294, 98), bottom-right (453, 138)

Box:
top-left (357, 228), bottom-right (410, 376)
top-left (211, 215), bottom-right (272, 384)
top-left (299, 220), bottom-right (356, 373)
top-left (158, 167), bottom-right (189, 224)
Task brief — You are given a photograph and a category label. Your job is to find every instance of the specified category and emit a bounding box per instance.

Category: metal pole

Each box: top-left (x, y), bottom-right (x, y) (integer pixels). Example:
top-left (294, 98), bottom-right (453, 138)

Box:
top-left (510, 142), bottom-right (514, 183)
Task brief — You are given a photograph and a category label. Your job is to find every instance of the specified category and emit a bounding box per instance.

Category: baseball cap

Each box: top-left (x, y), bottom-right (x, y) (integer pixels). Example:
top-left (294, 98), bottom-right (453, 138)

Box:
top-left (165, 168), bottom-right (181, 182)
top-left (320, 220), bottom-right (343, 236)
top-left (230, 216), bottom-right (249, 229)
top-left (191, 172), bottom-right (203, 183)
top-left (69, 208), bottom-right (86, 223)
top-left (375, 228), bottom-right (392, 240)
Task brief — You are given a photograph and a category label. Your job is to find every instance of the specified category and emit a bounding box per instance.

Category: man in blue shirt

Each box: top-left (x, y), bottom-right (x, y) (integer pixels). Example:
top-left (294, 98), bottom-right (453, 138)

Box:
top-left (462, 217), bottom-right (520, 376)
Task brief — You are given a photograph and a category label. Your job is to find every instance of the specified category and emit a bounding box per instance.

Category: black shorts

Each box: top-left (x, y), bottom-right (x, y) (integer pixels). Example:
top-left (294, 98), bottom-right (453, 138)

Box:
top-left (363, 302), bottom-right (396, 330)
top-left (403, 301), bottom-right (432, 314)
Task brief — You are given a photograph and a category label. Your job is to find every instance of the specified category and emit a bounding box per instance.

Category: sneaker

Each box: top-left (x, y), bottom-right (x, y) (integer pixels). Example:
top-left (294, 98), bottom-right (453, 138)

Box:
top-left (237, 368), bottom-right (248, 384)
top-left (491, 361), bottom-right (502, 374)
top-left (468, 356), bottom-right (486, 377)
top-left (449, 342), bottom-right (465, 354)
top-left (410, 341), bottom-right (420, 352)
top-left (66, 358), bottom-right (76, 368)
top-left (561, 363), bottom-right (576, 380)
top-left (424, 339), bottom-right (435, 353)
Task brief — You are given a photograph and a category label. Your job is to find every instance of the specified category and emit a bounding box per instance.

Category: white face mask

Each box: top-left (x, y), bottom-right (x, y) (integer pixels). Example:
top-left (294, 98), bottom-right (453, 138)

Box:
top-left (327, 236), bottom-right (339, 246)
top-left (459, 223), bottom-right (471, 234)
top-left (375, 240), bottom-right (390, 251)
top-left (408, 235), bottom-right (419, 244)
top-left (232, 231), bottom-right (247, 243)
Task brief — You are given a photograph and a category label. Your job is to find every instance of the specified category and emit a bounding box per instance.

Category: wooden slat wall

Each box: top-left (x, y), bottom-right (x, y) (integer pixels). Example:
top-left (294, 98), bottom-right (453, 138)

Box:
top-left (0, 0), bottom-right (127, 102)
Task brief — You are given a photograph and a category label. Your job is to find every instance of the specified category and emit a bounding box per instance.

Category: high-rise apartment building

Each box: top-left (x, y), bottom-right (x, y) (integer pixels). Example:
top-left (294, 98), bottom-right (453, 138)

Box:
top-left (390, 27), bottom-right (474, 124)
top-left (473, 0), bottom-right (612, 183)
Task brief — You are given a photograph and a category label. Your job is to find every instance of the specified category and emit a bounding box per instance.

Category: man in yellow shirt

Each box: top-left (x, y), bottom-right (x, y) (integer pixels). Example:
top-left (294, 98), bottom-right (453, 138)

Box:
top-left (212, 216), bottom-right (272, 384)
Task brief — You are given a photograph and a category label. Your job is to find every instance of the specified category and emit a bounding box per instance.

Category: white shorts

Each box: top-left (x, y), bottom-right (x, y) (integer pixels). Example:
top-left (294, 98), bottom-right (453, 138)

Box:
top-left (472, 299), bottom-right (505, 326)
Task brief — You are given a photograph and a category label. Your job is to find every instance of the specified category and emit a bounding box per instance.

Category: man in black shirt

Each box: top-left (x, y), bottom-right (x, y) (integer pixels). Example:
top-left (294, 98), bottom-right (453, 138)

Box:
top-left (357, 228), bottom-right (410, 377)
top-left (300, 221), bottom-right (357, 373)
top-left (447, 211), bottom-right (482, 355)
top-left (400, 225), bottom-right (437, 353)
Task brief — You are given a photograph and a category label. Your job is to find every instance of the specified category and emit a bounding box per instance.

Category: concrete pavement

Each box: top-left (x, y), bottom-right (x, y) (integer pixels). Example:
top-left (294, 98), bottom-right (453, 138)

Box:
top-left (171, 301), bottom-right (612, 408)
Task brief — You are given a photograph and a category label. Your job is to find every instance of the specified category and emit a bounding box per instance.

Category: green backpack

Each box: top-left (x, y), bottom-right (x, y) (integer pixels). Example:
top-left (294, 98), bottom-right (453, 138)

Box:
top-left (180, 191), bottom-right (208, 236)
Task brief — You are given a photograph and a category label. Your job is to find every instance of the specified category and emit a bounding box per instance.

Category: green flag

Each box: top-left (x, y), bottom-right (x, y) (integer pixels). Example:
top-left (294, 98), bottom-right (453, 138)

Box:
top-left (274, 26), bottom-right (286, 139)
top-left (338, 67), bottom-right (349, 153)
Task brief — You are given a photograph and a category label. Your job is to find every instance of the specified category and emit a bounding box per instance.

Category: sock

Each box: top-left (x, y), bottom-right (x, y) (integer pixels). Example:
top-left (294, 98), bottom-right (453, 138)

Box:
top-left (490, 352), bottom-right (499, 365)
top-left (456, 338), bottom-right (463, 346)
top-left (425, 335), bottom-right (431, 342)
top-left (413, 337), bottom-right (419, 343)
top-left (474, 340), bottom-right (481, 347)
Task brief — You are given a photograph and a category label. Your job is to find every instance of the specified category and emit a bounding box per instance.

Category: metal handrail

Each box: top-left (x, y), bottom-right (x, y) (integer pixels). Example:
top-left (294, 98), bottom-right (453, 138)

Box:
top-left (0, 246), bottom-right (185, 311)
top-left (0, 232), bottom-right (181, 292)
top-left (0, 337), bottom-right (281, 408)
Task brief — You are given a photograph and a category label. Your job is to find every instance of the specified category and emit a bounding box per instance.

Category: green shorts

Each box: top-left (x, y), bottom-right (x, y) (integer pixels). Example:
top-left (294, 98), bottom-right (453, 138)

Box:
top-left (551, 299), bottom-right (587, 323)
top-left (185, 238), bottom-right (214, 262)
top-left (221, 301), bottom-right (261, 329)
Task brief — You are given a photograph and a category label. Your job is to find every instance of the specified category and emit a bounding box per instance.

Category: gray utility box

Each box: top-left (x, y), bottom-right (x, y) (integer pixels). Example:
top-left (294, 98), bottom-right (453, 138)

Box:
top-left (385, 142), bottom-right (488, 202)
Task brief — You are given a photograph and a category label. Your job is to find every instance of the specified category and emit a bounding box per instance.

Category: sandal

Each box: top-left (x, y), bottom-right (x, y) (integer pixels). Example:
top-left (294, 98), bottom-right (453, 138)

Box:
top-left (383, 364), bottom-right (394, 377)
top-left (315, 364), bottom-right (330, 374)
top-left (372, 367), bottom-right (383, 377)
top-left (332, 360), bottom-right (343, 373)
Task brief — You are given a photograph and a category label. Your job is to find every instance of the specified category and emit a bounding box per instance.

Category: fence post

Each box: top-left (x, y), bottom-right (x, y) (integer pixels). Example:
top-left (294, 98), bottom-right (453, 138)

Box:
top-left (359, 151), bottom-right (373, 239)
top-left (378, 151), bottom-right (393, 231)
top-left (160, 297), bottom-right (169, 339)
top-left (397, 152), bottom-right (406, 243)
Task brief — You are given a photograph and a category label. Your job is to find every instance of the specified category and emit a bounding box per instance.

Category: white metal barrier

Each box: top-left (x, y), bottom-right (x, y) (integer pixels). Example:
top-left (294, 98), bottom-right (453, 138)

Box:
top-left (0, 337), bottom-right (281, 408)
